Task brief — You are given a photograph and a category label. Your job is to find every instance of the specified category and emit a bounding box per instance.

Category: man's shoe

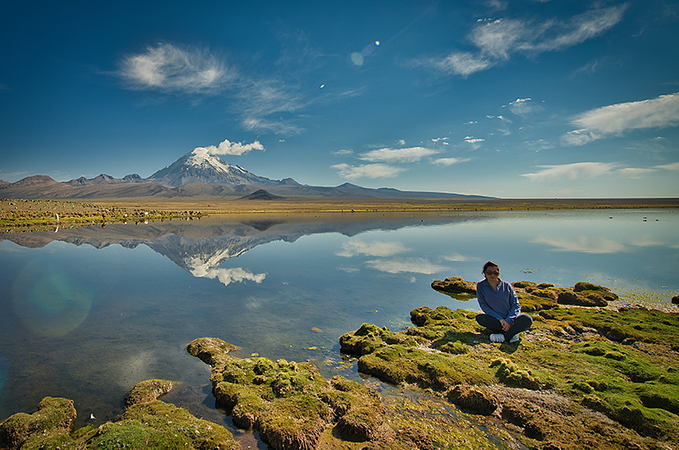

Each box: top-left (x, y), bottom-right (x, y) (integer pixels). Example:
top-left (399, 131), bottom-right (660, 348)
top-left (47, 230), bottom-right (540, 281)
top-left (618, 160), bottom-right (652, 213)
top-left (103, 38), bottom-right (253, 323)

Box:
top-left (509, 334), bottom-right (520, 343)
top-left (490, 333), bottom-right (505, 343)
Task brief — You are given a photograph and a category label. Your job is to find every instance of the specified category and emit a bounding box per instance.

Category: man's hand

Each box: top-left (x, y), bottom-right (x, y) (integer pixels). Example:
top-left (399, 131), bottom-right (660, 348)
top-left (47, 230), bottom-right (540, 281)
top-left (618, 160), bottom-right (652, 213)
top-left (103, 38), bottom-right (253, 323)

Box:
top-left (500, 320), bottom-right (510, 332)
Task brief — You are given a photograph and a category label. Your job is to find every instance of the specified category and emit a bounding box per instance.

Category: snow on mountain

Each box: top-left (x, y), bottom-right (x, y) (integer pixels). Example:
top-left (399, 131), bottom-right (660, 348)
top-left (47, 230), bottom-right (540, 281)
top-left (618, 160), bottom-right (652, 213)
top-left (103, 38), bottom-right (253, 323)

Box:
top-left (147, 149), bottom-right (291, 187)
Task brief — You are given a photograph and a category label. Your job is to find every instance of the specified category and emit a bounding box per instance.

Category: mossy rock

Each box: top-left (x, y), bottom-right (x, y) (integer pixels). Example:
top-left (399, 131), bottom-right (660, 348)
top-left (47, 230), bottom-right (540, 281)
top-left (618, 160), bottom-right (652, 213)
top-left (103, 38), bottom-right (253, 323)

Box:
top-left (0, 382), bottom-right (239, 450)
top-left (431, 276), bottom-right (477, 294)
top-left (125, 379), bottom-right (177, 407)
top-left (447, 385), bottom-right (498, 415)
top-left (0, 397), bottom-right (76, 449)
top-left (345, 280), bottom-right (679, 449)
top-left (187, 338), bottom-right (389, 450)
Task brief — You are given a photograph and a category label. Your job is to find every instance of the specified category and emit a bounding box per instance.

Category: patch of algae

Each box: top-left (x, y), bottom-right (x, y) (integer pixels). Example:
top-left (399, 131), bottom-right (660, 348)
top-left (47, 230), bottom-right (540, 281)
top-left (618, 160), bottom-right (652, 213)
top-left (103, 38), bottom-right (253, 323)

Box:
top-left (340, 280), bottom-right (679, 450)
top-left (0, 380), bottom-right (239, 450)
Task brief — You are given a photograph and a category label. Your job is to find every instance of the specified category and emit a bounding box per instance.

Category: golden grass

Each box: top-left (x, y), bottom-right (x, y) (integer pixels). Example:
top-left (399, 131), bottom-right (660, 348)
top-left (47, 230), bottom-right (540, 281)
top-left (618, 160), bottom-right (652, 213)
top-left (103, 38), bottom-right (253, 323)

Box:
top-left (2, 196), bottom-right (678, 233)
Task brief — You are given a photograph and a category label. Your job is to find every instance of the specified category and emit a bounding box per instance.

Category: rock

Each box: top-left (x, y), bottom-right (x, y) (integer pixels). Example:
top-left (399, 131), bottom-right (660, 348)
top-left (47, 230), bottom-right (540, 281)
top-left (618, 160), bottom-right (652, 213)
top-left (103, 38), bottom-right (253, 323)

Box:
top-left (125, 379), bottom-right (177, 407)
top-left (187, 337), bottom-right (387, 450)
top-left (0, 381), bottom-right (240, 450)
top-left (556, 290), bottom-right (608, 307)
top-left (430, 277), bottom-right (476, 294)
top-left (447, 385), bottom-right (498, 415)
top-left (0, 397), bottom-right (76, 449)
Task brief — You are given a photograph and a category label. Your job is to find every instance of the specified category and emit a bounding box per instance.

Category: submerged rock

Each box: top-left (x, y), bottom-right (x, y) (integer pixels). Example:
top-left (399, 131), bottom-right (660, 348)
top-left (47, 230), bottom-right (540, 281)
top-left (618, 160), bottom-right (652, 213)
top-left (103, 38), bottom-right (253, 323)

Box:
top-left (0, 380), bottom-right (239, 450)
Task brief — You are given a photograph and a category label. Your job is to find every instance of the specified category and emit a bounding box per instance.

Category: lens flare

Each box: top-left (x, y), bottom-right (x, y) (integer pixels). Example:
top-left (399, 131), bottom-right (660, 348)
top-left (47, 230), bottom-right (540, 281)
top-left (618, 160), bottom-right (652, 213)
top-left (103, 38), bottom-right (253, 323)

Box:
top-left (350, 52), bottom-right (364, 66)
top-left (12, 259), bottom-right (93, 337)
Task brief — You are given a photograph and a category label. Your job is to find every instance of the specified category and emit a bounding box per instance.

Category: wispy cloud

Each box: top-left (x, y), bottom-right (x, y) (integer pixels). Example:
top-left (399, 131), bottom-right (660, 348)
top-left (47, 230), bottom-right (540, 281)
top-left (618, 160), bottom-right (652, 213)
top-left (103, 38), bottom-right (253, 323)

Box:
top-left (333, 149), bottom-right (354, 156)
top-left (337, 241), bottom-right (409, 257)
top-left (432, 157), bottom-right (472, 166)
top-left (365, 258), bottom-right (449, 274)
top-left (521, 162), bottom-right (618, 181)
top-left (358, 146), bottom-right (440, 163)
top-left (419, 5), bottom-right (627, 77)
top-left (655, 162), bottom-right (679, 172)
top-left (562, 93), bottom-right (679, 146)
top-left (332, 163), bottom-right (405, 179)
top-left (236, 78), bottom-right (306, 134)
top-left (507, 98), bottom-right (542, 115)
top-left (618, 168), bottom-right (657, 179)
top-left (442, 253), bottom-right (476, 262)
top-left (117, 42), bottom-right (309, 135)
top-left (118, 43), bottom-right (232, 94)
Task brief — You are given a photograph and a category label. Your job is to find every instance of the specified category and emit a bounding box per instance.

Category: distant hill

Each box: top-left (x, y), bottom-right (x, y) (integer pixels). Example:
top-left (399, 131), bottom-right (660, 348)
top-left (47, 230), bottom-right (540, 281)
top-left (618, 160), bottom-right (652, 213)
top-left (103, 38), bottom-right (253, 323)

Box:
top-left (0, 150), bottom-right (491, 200)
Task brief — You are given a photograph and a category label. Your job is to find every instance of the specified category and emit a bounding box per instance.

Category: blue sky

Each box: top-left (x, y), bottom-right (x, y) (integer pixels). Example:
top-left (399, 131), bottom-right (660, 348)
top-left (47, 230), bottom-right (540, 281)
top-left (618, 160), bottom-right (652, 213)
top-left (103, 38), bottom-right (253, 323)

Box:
top-left (1, 0), bottom-right (678, 198)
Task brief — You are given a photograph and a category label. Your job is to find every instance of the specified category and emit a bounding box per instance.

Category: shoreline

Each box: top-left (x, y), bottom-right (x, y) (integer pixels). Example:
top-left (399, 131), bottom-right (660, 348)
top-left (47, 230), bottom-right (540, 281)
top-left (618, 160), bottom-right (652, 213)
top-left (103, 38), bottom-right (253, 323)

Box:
top-left (2, 196), bottom-right (678, 233)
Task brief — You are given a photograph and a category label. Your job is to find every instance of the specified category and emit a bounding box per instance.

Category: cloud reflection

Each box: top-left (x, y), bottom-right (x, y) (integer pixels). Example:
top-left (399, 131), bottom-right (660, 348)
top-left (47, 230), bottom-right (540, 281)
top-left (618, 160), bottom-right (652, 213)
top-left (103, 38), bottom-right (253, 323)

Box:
top-left (532, 235), bottom-right (625, 254)
top-left (365, 257), bottom-right (449, 274)
top-left (337, 241), bottom-right (409, 257)
top-left (190, 266), bottom-right (266, 287)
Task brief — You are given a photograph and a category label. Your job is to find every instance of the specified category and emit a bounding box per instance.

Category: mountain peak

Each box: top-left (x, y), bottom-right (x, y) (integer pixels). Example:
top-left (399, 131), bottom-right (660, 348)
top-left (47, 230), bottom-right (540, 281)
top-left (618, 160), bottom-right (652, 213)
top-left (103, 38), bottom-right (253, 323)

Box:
top-left (147, 150), bottom-right (287, 187)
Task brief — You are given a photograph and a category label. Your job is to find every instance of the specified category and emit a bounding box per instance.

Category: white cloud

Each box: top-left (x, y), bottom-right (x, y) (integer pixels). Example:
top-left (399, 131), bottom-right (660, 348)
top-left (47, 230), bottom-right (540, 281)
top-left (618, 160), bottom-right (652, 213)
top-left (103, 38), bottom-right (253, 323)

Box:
top-left (337, 241), bottom-right (409, 257)
top-left (655, 162), bottom-right (679, 171)
top-left (618, 168), bottom-right (656, 179)
top-left (508, 98), bottom-right (542, 115)
top-left (332, 163), bottom-right (405, 179)
top-left (431, 52), bottom-right (492, 77)
top-left (358, 146), bottom-right (440, 163)
top-left (365, 258), bottom-right (449, 274)
top-left (423, 5), bottom-right (627, 77)
top-left (464, 136), bottom-right (485, 150)
top-left (333, 149), bottom-right (354, 156)
top-left (442, 253), bottom-right (475, 262)
top-left (118, 43), bottom-right (232, 94)
top-left (562, 93), bottom-right (679, 146)
top-left (525, 139), bottom-right (554, 152)
top-left (521, 162), bottom-right (618, 181)
top-left (432, 157), bottom-right (472, 166)
top-left (192, 138), bottom-right (264, 157)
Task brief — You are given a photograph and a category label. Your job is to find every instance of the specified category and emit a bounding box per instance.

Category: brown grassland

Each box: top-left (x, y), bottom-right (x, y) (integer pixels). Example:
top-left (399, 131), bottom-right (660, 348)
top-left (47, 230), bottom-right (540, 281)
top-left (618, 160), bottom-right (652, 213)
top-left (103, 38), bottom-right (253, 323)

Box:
top-left (2, 196), bottom-right (678, 233)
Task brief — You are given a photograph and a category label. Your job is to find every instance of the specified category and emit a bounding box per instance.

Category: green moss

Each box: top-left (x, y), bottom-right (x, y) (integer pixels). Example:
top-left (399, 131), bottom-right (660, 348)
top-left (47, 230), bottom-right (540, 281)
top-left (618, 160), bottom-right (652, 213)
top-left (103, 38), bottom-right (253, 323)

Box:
top-left (0, 388), bottom-right (239, 450)
top-left (340, 281), bottom-right (679, 449)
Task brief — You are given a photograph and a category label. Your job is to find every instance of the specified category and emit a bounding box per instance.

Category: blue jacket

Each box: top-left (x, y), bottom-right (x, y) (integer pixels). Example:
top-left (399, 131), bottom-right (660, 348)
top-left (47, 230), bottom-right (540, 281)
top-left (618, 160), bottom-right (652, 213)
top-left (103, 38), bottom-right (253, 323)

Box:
top-left (476, 278), bottom-right (521, 324)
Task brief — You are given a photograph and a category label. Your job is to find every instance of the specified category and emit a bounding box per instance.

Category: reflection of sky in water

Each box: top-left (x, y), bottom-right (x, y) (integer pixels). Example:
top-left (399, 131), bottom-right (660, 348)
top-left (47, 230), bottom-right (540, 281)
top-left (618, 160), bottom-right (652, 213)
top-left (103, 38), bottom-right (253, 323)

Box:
top-left (0, 209), bottom-right (677, 430)
top-left (12, 258), bottom-right (94, 336)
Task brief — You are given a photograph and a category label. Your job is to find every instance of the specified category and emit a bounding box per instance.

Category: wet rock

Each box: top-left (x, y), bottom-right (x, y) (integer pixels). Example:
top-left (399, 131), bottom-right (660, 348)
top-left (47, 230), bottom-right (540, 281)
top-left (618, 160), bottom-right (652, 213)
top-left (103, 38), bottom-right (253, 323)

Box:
top-left (187, 337), bottom-right (387, 450)
top-left (0, 397), bottom-right (76, 450)
top-left (430, 277), bottom-right (476, 295)
top-left (125, 379), bottom-right (177, 407)
top-left (0, 381), bottom-right (239, 450)
top-left (447, 384), bottom-right (498, 415)
top-left (556, 290), bottom-right (608, 307)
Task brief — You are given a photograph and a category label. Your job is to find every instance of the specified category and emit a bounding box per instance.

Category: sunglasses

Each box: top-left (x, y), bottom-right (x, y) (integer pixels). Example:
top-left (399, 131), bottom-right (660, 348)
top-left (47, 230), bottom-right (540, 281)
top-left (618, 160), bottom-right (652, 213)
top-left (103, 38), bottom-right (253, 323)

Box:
top-left (485, 270), bottom-right (500, 275)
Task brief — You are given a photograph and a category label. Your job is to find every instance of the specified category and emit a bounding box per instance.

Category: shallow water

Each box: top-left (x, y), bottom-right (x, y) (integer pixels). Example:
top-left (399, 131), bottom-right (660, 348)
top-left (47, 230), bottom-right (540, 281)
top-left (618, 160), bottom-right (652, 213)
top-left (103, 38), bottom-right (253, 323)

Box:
top-left (0, 209), bottom-right (677, 436)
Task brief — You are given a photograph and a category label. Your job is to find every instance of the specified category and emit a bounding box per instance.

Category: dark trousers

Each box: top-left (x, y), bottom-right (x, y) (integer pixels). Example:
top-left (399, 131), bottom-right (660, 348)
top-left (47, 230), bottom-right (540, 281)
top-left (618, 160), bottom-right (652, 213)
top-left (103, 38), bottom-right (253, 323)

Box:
top-left (476, 313), bottom-right (533, 340)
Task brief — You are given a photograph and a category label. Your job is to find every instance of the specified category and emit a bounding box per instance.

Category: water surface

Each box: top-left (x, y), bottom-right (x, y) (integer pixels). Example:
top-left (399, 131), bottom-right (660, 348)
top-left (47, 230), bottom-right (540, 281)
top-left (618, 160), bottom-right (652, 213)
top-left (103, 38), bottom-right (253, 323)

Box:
top-left (0, 209), bottom-right (677, 434)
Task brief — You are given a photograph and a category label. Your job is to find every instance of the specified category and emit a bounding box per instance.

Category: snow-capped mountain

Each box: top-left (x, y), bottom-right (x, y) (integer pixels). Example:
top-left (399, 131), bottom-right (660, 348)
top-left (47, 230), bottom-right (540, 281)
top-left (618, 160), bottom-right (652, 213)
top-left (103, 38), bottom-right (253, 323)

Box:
top-left (146, 148), bottom-right (297, 187)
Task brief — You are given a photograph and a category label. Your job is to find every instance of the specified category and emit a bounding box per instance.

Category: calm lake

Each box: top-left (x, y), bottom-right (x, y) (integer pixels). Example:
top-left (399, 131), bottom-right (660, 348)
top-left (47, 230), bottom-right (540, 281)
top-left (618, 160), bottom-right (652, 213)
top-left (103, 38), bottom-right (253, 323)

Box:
top-left (0, 209), bottom-right (677, 439)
